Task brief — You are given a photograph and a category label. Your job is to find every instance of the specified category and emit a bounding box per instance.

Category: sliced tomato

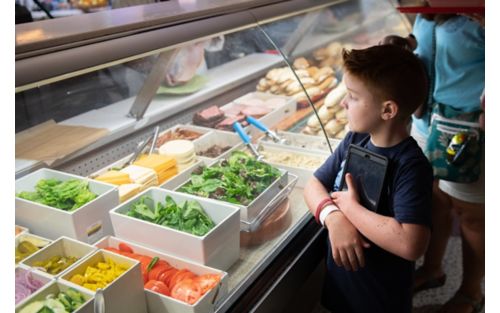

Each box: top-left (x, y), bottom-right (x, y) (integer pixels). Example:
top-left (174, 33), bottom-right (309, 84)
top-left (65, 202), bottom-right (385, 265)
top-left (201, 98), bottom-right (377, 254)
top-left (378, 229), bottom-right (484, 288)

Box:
top-left (171, 279), bottom-right (202, 305)
top-left (158, 268), bottom-right (178, 287)
top-left (137, 255), bottom-right (153, 273)
top-left (144, 280), bottom-right (170, 296)
top-left (168, 269), bottom-right (195, 291)
top-left (167, 270), bottom-right (183, 290)
top-left (175, 271), bottom-right (196, 286)
top-left (148, 265), bottom-right (171, 282)
top-left (118, 242), bottom-right (135, 254)
top-left (193, 274), bottom-right (221, 295)
top-left (154, 259), bottom-right (171, 269)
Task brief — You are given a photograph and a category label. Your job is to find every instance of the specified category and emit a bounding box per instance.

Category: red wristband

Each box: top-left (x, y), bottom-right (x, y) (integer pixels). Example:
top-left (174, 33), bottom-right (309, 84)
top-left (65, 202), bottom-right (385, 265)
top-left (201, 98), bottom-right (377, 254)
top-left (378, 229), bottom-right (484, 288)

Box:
top-left (315, 197), bottom-right (333, 225)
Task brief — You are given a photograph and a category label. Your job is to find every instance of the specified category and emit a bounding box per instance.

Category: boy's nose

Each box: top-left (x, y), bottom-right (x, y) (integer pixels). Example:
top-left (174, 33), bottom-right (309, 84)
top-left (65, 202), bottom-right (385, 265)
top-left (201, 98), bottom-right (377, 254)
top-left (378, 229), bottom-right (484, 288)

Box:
top-left (340, 96), bottom-right (348, 109)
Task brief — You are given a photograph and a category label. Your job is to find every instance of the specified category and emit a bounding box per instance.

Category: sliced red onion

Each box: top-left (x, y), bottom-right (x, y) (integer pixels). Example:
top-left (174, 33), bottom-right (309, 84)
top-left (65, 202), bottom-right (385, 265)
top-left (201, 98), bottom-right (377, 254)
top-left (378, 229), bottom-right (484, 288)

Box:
top-left (15, 269), bottom-right (44, 304)
top-left (24, 270), bottom-right (43, 290)
top-left (15, 283), bottom-right (31, 304)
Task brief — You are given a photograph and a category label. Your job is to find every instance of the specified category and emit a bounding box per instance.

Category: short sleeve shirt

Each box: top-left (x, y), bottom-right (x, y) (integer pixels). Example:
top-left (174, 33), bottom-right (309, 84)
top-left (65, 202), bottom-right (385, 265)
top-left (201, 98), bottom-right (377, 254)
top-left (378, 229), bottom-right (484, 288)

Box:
top-left (314, 132), bottom-right (433, 313)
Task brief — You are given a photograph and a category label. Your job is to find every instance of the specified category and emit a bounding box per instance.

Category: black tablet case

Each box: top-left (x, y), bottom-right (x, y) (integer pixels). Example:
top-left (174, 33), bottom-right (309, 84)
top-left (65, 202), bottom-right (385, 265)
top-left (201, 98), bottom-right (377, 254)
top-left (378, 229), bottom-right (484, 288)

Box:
top-left (339, 144), bottom-right (389, 212)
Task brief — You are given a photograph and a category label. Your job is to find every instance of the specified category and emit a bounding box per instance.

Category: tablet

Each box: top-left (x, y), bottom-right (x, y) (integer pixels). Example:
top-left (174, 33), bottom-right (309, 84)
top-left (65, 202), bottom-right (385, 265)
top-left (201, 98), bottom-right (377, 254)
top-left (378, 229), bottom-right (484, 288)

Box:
top-left (339, 144), bottom-right (389, 212)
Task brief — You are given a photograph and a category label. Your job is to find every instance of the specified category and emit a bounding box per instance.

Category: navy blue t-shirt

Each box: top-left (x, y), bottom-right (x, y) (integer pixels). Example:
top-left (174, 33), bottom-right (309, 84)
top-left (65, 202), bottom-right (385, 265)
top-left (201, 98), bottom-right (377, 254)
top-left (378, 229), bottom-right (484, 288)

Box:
top-left (314, 132), bottom-right (433, 313)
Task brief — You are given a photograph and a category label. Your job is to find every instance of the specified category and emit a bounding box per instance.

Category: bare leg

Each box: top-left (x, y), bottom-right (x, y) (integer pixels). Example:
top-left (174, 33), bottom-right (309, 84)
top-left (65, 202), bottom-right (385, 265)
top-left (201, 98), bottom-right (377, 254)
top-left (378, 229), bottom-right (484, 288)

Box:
top-left (414, 180), bottom-right (453, 289)
top-left (454, 197), bottom-right (484, 298)
top-left (437, 197), bottom-right (484, 313)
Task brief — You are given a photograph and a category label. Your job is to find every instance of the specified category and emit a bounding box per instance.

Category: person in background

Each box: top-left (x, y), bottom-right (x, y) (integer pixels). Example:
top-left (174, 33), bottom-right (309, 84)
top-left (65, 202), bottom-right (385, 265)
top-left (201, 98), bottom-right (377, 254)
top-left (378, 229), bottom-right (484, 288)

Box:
top-left (382, 7), bottom-right (485, 313)
top-left (304, 44), bottom-right (432, 313)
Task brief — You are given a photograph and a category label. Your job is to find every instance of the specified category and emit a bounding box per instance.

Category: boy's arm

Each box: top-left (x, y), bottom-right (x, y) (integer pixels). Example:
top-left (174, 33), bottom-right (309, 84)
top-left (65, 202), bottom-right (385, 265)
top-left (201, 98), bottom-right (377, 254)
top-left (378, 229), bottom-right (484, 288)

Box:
top-left (332, 174), bottom-right (430, 261)
top-left (304, 176), bottom-right (370, 271)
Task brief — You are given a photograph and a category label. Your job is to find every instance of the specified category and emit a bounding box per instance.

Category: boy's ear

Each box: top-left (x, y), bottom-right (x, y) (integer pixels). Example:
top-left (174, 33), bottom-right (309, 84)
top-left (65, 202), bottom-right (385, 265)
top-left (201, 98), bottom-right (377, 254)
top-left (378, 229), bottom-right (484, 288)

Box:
top-left (381, 100), bottom-right (398, 120)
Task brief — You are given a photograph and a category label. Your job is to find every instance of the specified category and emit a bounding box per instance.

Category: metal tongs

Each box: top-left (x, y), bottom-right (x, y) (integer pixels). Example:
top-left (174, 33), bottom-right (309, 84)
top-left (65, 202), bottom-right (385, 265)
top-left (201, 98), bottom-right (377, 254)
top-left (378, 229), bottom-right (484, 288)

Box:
top-left (246, 116), bottom-right (287, 144)
top-left (122, 126), bottom-right (160, 167)
top-left (233, 122), bottom-right (263, 161)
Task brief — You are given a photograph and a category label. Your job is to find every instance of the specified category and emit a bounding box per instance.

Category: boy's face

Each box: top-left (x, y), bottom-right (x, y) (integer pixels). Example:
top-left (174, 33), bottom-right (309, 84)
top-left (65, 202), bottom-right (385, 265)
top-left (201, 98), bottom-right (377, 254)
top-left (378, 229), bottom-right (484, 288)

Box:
top-left (341, 72), bottom-right (383, 133)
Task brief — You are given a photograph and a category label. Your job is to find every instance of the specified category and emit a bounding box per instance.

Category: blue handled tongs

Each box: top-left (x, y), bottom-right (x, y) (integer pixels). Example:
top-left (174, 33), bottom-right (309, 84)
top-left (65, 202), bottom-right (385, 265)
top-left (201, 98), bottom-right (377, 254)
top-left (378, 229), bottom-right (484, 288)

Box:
top-left (246, 116), bottom-right (287, 144)
top-left (233, 122), bottom-right (263, 161)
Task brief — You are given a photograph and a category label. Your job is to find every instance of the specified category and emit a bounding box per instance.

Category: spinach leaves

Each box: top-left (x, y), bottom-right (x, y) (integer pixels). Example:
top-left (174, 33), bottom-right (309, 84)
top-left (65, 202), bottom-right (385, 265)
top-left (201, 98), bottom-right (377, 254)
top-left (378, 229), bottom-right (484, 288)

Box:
top-left (125, 195), bottom-right (215, 236)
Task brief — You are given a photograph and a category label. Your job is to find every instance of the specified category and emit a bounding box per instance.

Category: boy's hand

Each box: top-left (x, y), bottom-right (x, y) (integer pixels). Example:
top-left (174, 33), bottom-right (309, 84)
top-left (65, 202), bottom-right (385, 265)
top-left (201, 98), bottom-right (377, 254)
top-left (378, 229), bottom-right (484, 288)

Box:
top-left (331, 173), bottom-right (361, 215)
top-left (325, 212), bottom-right (370, 271)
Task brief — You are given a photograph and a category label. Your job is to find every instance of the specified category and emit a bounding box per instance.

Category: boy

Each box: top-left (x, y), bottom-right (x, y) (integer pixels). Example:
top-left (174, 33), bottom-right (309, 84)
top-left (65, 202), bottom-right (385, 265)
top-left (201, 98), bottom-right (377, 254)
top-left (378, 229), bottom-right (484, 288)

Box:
top-left (304, 45), bottom-right (433, 313)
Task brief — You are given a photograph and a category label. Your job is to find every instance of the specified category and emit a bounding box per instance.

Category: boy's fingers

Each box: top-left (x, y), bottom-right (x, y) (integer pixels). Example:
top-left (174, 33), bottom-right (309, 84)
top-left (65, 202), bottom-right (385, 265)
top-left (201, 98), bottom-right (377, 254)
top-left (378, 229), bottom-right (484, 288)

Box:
top-left (332, 248), bottom-right (341, 267)
top-left (339, 249), bottom-right (351, 271)
top-left (354, 245), bottom-right (365, 268)
top-left (346, 173), bottom-right (356, 192)
top-left (346, 249), bottom-right (359, 271)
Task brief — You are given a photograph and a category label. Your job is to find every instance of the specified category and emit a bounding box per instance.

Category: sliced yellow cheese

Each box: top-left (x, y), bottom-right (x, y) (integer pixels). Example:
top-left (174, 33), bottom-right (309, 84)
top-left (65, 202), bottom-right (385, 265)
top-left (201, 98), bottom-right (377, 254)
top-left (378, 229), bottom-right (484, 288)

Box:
top-left (118, 183), bottom-right (142, 202)
top-left (157, 166), bottom-right (178, 184)
top-left (94, 171), bottom-right (131, 185)
top-left (134, 154), bottom-right (177, 174)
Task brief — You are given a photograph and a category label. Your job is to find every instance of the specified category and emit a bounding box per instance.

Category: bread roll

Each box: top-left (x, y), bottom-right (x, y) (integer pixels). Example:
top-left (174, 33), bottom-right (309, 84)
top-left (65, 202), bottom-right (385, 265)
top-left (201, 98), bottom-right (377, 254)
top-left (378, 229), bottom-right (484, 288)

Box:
top-left (257, 78), bottom-right (269, 91)
top-left (256, 84), bottom-right (267, 92)
top-left (325, 119), bottom-right (344, 137)
top-left (336, 109), bottom-right (347, 120)
top-left (270, 84), bottom-right (280, 93)
top-left (318, 106), bottom-right (335, 123)
top-left (291, 86), bottom-right (321, 102)
top-left (277, 68), bottom-right (294, 83)
top-left (285, 78), bottom-right (315, 95)
top-left (295, 69), bottom-right (311, 78)
top-left (313, 47), bottom-right (328, 61)
top-left (307, 115), bottom-right (321, 128)
top-left (327, 42), bottom-right (343, 57)
top-left (307, 66), bottom-right (319, 77)
top-left (293, 57), bottom-right (310, 69)
top-left (327, 104), bottom-right (343, 114)
top-left (314, 67), bottom-right (335, 80)
top-left (337, 118), bottom-right (348, 125)
top-left (318, 77), bottom-right (337, 92)
top-left (266, 68), bottom-right (281, 80)
top-left (306, 86), bottom-right (321, 97)
top-left (324, 81), bottom-right (347, 109)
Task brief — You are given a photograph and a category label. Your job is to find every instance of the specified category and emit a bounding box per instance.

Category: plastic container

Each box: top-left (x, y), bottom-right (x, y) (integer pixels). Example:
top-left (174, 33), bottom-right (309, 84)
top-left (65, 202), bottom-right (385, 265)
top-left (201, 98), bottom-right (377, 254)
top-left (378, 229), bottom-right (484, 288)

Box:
top-left (22, 236), bottom-right (97, 278)
top-left (109, 187), bottom-right (240, 270)
top-left (59, 249), bottom-right (148, 313)
top-left (15, 280), bottom-right (94, 313)
top-left (95, 236), bottom-right (228, 313)
top-left (16, 168), bottom-right (118, 243)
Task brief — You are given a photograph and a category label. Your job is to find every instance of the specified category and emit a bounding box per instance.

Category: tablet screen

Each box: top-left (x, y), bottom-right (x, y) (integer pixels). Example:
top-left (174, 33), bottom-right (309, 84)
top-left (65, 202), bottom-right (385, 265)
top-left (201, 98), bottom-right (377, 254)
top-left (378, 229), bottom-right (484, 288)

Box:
top-left (340, 145), bottom-right (389, 212)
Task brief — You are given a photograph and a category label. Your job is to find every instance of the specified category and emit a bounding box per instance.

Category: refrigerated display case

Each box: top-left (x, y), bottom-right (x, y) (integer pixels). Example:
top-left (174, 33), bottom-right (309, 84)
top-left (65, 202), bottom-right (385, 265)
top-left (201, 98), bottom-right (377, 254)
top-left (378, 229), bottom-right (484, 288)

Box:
top-left (15, 0), bottom-right (412, 311)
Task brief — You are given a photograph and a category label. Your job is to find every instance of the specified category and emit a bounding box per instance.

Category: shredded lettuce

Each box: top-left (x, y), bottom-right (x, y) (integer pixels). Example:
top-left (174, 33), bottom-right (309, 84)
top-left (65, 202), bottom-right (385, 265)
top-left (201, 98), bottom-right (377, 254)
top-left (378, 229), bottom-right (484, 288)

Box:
top-left (17, 179), bottom-right (97, 211)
